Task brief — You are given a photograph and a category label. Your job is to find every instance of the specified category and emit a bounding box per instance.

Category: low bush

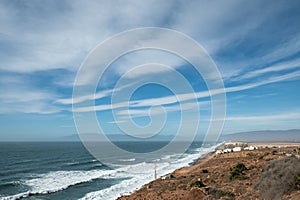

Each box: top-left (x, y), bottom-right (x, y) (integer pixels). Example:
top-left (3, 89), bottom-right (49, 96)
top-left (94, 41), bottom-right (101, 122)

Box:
top-left (253, 156), bottom-right (300, 200)
top-left (229, 163), bottom-right (247, 181)
top-left (190, 180), bottom-right (205, 188)
top-left (248, 165), bottom-right (256, 170)
top-left (207, 187), bottom-right (235, 199)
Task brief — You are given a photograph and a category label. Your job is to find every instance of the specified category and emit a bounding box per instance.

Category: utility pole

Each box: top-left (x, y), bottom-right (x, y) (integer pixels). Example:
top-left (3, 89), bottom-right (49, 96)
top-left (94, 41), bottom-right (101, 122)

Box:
top-left (154, 161), bottom-right (157, 180)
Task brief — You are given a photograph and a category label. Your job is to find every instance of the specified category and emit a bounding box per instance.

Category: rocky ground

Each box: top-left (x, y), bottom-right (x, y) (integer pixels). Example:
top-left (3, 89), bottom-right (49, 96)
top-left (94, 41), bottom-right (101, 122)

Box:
top-left (117, 145), bottom-right (300, 200)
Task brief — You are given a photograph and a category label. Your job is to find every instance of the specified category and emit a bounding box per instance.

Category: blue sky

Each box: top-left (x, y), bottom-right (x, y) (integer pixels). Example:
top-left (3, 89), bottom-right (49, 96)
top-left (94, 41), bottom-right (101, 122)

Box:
top-left (1, 0), bottom-right (300, 141)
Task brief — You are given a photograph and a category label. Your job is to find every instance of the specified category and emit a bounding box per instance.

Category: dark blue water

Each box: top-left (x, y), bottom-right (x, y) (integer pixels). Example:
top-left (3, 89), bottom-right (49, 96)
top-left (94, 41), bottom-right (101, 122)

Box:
top-left (0, 142), bottom-right (218, 200)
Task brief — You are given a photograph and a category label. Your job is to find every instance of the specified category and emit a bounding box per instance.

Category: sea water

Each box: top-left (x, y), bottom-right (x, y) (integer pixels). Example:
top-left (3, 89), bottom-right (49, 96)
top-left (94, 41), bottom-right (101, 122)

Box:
top-left (0, 142), bottom-right (220, 200)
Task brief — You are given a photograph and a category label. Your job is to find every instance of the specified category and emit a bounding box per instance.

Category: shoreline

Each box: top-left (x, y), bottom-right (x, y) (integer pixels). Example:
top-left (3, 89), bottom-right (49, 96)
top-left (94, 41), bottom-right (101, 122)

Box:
top-left (116, 143), bottom-right (222, 200)
top-left (117, 142), bottom-right (300, 200)
top-left (105, 143), bottom-right (221, 200)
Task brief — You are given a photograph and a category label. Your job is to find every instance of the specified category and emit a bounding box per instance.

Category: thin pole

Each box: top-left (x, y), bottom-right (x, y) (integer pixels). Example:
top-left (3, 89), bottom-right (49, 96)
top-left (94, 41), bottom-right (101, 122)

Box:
top-left (154, 161), bottom-right (157, 179)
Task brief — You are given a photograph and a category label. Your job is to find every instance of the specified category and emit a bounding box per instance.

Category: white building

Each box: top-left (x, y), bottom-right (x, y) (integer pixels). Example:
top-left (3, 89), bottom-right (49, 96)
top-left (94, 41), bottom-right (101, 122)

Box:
top-left (215, 150), bottom-right (222, 154)
top-left (232, 147), bottom-right (242, 152)
top-left (223, 148), bottom-right (232, 153)
top-left (244, 146), bottom-right (258, 151)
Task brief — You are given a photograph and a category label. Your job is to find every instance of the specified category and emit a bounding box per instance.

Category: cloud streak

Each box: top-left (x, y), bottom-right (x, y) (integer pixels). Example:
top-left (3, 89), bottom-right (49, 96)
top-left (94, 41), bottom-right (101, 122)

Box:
top-left (231, 57), bottom-right (300, 82)
top-left (71, 69), bottom-right (300, 121)
top-left (225, 112), bottom-right (300, 122)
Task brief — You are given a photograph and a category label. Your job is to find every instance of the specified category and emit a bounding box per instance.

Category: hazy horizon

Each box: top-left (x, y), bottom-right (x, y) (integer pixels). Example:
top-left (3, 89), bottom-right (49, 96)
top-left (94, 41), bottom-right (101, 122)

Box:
top-left (1, 129), bottom-right (299, 142)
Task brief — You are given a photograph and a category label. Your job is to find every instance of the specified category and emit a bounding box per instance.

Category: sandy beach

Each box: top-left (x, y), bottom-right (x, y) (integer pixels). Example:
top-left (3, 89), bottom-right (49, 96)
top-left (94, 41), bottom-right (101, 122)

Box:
top-left (117, 142), bottom-right (300, 200)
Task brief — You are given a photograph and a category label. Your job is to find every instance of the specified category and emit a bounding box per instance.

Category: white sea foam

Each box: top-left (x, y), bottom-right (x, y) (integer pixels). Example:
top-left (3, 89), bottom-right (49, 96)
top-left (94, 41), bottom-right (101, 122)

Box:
top-left (0, 169), bottom-right (128, 200)
top-left (25, 170), bottom-right (118, 192)
top-left (1, 143), bottom-right (221, 200)
top-left (80, 143), bottom-right (222, 200)
top-left (118, 158), bottom-right (136, 162)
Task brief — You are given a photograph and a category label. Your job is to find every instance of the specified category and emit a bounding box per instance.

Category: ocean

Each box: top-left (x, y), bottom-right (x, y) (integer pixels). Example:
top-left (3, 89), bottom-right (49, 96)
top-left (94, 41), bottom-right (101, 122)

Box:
top-left (0, 142), bottom-right (220, 200)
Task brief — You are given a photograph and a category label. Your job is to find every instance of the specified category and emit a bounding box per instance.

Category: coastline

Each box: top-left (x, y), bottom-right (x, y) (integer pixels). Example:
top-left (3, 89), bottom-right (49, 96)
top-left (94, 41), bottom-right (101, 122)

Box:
top-left (116, 143), bottom-right (221, 200)
top-left (117, 142), bottom-right (300, 200)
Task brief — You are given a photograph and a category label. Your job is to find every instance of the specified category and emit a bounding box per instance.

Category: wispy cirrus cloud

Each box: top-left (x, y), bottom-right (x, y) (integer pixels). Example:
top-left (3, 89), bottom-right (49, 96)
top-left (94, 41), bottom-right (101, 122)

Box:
top-left (70, 69), bottom-right (300, 119)
top-left (230, 57), bottom-right (300, 82)
top-left (56, 90), bottom-right (113, 105)
top-left (116, 101), bottom-right (210, 118)
top-left (0, 72), bottom-right (64, 114)
top-left (225, 112), bottom-right (300, 122)
top-left (0, 84), bottom-right (63, 114)
top-left (66, 53), bottom-right (300, 112)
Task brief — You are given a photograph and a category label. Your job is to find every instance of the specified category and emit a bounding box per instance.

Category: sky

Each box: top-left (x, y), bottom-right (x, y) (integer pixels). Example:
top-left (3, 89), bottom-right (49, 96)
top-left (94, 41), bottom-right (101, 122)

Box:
top-left (1, 0), bottom-right (300, 141)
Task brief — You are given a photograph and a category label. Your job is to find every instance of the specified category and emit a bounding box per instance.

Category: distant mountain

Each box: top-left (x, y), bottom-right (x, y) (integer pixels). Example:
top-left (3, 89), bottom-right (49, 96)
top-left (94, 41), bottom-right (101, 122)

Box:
top-left (55, 133), bottom-right (175, 142)
top-left (57, 129), bottom-right (300, 142)
top-left (220, 129), bottom-right (300, 142)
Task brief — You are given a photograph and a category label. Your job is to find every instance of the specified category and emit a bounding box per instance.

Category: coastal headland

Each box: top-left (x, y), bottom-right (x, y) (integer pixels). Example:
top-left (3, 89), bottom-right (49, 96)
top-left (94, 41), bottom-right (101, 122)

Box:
top-left (118, 142), bottom-right (300, 200)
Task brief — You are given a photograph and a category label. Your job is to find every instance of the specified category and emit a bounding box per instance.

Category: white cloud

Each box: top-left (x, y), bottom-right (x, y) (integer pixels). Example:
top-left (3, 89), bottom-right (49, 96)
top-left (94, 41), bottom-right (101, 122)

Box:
top-left (111, 51), bottom-right (183, 79)
top-left (0, 0), bottom-right (177, 73)
top-left (57, 90), bottom-right (112, 105)
top-left (0, 88), bottom-right (63, 114)
top-left (221, 33), bottom-right (300, 82)
top-left (231, 57), bottom-right (300, 82)
top-left (72, 101), bottom-right (128, 113)
top-left (70, 69), bottom-right (300, 117)
top-left (257, 33), bottom-right (300, 67)
top-left (123, 65), bottom-right (171, 79)
top-left (0, 75), bottom-right (64, 114)
top-left (117, 101), bottom-right (210, 118)
top-left (0, 90), bottom-right (51, 103)
top-left (225, 112), bottom-right (300, 122)
top-left (0, 0), bottom-right (297, 79)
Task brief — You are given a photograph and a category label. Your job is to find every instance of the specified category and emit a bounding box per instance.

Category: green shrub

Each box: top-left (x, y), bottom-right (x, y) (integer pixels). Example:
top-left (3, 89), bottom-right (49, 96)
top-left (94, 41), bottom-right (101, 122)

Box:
top-left (295, 175), bottom-right (300, 189)
top-left (229, 163), bottom-right (247, 181)
top-left (248, 165), bottom-right (256, 170)
top-left (190, 180), bottom-right (205, 188)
